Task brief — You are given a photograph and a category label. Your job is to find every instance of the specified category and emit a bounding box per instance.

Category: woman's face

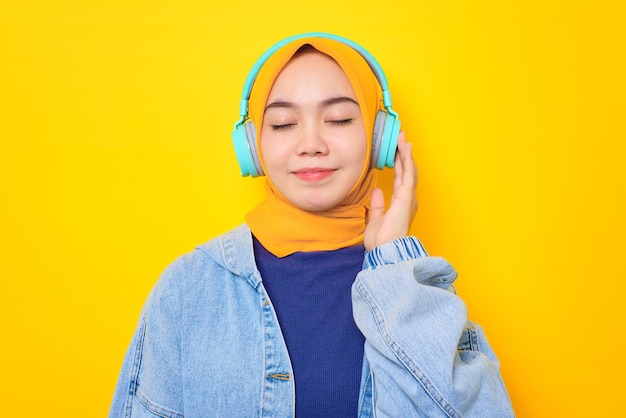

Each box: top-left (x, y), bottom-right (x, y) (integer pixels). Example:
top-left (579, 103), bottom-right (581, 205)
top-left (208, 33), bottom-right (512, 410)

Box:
top-left (260, 51), bottom-right (368, 212)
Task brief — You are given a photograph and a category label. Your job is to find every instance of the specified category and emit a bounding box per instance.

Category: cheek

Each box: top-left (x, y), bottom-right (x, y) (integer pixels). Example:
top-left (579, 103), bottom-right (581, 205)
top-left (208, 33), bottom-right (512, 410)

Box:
top-left (339, 129), bottom-right (368, 167)
top-left (259, 134), bottom-right (286, 173)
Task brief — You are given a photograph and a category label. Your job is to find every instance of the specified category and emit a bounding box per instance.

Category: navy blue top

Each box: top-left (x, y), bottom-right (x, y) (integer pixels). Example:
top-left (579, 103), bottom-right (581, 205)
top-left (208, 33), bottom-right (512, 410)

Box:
top-left (253, 236), bottom-right (366, 417)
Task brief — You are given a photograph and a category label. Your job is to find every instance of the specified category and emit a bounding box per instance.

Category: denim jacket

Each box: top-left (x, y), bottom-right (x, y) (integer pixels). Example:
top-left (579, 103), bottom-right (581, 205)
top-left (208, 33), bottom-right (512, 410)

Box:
top-left (109, 224), bottom-right (514, 417)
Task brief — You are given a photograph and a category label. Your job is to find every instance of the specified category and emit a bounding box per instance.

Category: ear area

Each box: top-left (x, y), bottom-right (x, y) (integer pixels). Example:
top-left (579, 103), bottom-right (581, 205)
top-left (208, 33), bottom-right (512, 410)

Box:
top-left (232, 121), bottom-right (264, 177)
top-left (371, 110), bottom-right (400, 169)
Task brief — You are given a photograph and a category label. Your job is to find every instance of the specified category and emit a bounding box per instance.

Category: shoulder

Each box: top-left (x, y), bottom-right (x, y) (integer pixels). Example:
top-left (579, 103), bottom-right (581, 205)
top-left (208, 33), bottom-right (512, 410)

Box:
top-left (194, 223), bottom-right (253, 266)
top-left (150, 224), bottom-right (258, 302)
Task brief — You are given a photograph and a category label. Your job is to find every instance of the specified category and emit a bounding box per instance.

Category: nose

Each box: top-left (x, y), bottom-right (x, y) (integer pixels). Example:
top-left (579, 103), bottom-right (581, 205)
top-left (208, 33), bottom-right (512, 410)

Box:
top-left (295, 123), bottom-right (329, 156)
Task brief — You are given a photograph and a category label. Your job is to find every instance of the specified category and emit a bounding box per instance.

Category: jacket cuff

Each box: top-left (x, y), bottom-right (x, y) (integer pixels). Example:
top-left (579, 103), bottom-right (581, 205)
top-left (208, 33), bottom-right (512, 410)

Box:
top-left (363, 236), bottom-right (428, 270)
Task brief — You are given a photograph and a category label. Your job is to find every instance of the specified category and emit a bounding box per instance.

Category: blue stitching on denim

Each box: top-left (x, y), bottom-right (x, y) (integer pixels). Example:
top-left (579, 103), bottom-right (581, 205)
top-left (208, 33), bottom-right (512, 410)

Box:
top-left (125, 313), bottom-right (146, 418)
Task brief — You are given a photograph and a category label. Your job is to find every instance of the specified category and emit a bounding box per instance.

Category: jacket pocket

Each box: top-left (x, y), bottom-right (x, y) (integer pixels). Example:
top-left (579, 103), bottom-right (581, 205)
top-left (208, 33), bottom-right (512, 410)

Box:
top-left (132, 386), bottom-right (184, 418)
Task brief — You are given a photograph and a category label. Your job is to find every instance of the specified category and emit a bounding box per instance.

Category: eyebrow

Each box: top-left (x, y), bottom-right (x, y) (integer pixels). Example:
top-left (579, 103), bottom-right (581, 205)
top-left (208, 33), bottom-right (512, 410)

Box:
top-left (264, 96), bottom-right (359, 111)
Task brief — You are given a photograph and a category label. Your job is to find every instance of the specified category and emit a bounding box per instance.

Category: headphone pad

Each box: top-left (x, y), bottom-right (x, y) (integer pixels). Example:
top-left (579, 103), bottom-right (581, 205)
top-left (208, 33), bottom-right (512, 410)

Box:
top-left (371, 110), bottom-right (400, 169)
top-left (232, 121), bottom-right (264, 177)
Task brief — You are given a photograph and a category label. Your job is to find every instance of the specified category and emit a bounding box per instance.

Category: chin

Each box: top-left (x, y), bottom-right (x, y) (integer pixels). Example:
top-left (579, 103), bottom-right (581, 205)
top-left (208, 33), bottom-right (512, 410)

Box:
top-left (285, 190), bottom-right (346, 212)
top-left (297, 200), bottom-right (342, 213)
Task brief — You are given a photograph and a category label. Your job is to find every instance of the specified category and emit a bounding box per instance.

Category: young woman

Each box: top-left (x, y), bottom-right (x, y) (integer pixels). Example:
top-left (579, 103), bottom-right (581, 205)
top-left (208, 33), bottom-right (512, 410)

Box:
top-left (109, 33), bottom-right (514, 417)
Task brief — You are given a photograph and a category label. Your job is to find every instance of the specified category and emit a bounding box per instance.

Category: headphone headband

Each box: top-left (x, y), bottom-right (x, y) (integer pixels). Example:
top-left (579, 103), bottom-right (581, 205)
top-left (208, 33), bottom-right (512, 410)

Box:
top-left (235, 32), bottom-right (394, 127)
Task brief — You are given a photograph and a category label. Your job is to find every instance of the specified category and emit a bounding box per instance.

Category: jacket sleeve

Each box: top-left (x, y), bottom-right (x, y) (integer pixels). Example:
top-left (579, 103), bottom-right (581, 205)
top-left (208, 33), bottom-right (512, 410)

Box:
top-left (352, 237), bottom-right (514, 418)
top-left (109, 259), bottom-right (185, 418)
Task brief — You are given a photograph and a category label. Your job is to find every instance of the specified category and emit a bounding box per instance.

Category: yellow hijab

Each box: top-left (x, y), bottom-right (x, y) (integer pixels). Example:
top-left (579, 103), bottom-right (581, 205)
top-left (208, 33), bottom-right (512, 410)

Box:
top-left (245, 36), bottom-right (383, 257)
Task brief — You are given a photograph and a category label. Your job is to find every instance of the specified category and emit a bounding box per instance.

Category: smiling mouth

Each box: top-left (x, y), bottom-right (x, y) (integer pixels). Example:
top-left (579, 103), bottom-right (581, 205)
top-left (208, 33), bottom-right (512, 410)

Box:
top-left (293, 168), bottom-right (336, 182)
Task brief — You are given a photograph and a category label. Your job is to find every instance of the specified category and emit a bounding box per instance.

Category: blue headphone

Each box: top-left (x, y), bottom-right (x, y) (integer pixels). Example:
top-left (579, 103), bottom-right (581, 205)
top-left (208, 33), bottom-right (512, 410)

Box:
top-left (232, 32), bottom-right (401, 177)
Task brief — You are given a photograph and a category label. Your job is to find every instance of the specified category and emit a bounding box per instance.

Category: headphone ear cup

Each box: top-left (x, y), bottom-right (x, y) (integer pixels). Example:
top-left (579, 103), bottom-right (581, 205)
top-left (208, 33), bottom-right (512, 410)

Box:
top-left (232, 121), bottom-right (264, 177)
top-left (371, 111), bottom-right (400, 169)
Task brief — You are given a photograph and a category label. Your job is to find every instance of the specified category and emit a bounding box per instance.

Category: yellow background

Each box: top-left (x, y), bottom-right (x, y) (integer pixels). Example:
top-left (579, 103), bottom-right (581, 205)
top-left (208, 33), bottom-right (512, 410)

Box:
top-left (1, 0), bottom-right (624, 416)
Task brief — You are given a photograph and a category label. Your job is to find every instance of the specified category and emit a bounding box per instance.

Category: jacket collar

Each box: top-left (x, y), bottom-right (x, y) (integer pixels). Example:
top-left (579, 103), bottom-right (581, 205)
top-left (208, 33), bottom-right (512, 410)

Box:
top-left (196, 224), bottom-right (262, 289)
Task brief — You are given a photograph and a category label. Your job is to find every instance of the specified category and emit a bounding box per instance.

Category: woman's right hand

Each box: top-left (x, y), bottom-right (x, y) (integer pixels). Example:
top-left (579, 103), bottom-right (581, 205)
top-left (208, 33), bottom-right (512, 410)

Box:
top-left (364, 132), bottom-right (419, 251)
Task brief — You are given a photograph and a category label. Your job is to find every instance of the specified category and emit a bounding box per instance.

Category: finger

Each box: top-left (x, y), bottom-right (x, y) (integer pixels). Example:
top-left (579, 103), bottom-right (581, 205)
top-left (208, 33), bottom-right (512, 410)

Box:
top-left (398, 133), bottom-right (417, 189)
top-left (393, 152), bottom-right (403, 191)
top-left (394, 132), bottom-right (416, 194)
top-left (393, 132), bottom-right (407, 190)
top-left (404, 142), bottom-right (417, 186)
top-left (368, 187), bottom-right (385, 222)
top-left (398, 132), bottom-right (415, 170)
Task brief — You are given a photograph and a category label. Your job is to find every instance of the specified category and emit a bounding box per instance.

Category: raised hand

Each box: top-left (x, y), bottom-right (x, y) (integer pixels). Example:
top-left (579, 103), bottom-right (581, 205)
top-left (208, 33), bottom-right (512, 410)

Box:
top-left (364, 132), bottom-right (418, 251)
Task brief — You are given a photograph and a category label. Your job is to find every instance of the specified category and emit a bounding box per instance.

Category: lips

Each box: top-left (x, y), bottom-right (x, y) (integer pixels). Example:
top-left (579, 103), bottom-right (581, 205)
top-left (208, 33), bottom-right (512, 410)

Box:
top-left (292, 167), bottom-right (336, 182)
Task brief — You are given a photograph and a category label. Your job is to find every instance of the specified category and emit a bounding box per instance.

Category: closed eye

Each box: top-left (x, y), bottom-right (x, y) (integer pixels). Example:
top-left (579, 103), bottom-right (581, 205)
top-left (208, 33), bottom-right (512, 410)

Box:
top-left (271, 123), bottom-right (297, 131)
top-left (328, 119), bottom-right (353, 126)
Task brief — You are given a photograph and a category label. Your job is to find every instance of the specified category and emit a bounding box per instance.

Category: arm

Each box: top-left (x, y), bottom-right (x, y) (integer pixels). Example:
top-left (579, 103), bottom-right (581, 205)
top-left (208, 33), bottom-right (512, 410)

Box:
top-left (357, 133), bottom-right (514, 416)
top-left (353, 238), bottom-right (514, 417)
